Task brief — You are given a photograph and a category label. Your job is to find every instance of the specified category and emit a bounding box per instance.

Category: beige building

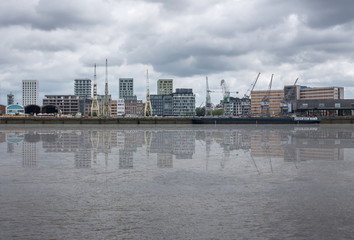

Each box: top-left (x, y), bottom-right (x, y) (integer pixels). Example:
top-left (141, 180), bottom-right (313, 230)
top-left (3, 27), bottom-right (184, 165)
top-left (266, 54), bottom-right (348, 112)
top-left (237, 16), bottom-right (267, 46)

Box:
top-left (299, 86), bottom-right (344, 100)
top-left (252, 86), bottom-right (345, 116)
top-left (111, 100), bottom-right (117, 116)
top-left (251, 90), bottom-right (284, 116)
top-left (157, 79), bottom-right (173, 95)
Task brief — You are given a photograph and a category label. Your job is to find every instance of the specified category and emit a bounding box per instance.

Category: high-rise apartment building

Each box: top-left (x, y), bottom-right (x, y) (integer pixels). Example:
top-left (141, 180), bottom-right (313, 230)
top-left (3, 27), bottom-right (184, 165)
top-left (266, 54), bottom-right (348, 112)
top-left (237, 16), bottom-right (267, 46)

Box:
top-left (22, 80), bottom-right (39, 106)
top-left (119, 78), bottom-right (134, 99)
top-left (172, 89), bottom-right (195, 116)
top-left (157, 79), bottom-right (173, 95)
top-left (74, 79), bottom-right (92, 98)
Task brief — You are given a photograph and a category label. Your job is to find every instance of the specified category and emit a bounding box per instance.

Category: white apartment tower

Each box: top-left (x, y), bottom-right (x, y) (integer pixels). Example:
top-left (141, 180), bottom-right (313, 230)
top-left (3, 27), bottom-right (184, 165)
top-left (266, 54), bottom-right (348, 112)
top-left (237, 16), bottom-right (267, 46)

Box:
top-left (74, 79), bottom-right (92, 98)
top-left (22, 80), bottom-right (39, 106)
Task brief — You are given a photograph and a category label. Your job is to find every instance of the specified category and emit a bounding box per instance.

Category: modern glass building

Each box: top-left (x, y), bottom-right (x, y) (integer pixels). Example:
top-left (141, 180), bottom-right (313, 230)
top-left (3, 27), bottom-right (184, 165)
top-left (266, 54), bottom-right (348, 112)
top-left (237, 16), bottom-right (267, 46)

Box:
top-left (150, 94), bottom-right (173, 116)
top-left (172, 89), bottom-right (195, 116)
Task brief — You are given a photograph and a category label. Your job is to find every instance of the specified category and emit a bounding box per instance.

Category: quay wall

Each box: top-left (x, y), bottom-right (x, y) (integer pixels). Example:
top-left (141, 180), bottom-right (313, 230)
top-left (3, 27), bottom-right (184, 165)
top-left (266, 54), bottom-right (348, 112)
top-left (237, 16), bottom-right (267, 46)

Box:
top-left (0, 117), bottom-right (194, 124)
top-left (0, 116), bottom-right (353, 124)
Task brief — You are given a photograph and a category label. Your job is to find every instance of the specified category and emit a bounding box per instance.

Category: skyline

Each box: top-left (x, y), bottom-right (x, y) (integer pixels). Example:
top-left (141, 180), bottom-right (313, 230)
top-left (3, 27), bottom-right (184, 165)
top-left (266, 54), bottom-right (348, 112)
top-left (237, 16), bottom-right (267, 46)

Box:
top-left (1, 0), bottom-right (354, 106)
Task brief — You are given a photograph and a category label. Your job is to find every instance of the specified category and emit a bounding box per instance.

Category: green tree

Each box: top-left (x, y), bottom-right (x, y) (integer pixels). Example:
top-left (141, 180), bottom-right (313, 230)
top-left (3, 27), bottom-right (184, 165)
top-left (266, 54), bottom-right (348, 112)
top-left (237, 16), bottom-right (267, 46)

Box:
top-left (212, 109), bottom-right (223, 116)
top-left (195, 107), bottom-right (205, 116)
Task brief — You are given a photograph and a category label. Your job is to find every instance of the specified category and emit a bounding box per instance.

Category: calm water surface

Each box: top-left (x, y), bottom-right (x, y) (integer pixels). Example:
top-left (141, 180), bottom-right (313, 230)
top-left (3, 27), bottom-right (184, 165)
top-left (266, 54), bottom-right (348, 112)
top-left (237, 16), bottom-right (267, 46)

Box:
top-left (1, 124), bottom-right (354, 240)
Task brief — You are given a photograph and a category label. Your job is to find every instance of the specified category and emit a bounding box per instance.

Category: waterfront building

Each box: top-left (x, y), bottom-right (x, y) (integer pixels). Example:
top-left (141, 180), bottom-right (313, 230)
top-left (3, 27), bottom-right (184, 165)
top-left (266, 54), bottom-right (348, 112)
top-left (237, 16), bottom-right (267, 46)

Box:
top-left (172, 88), bottom-right (195, 116)
top-left (7, 92), bottom-right (14, 105)
top-left (119, 78), bottom-right (134, 99)
top-left (0, 104), bottom-right (5, 114)
top-left (282, 85), bottom-right (346, 115)
top-left (117, 99), bottom-right (125, 116)
top-left (6, 104), bottom-right (25, 115)
top-left (157, 79), bottom-right (173, 95)
top-left (124, 96), bottom-right (143, 116)
top-left (111, 100), bottom-right (117, 116)
top-left (43, 95), bottom-right (80, 115)
top-left (22, 80), bottom-right (39, 106)
top-left (74, 79), bottom-right (92, 98)
top-left (299, 86), bottom-right (344, 100)
top-left (97, 94), bottom-right (112, 116)
top-left (291, 99), bottom-right (354, 116)
top-left (78, 97), bottom-right (92, 116)
top-left (251, 90), bottom-right (284, 116)
top-left (229, 97), bottom-right (252, 116)
top-left (150, 94), bottom-right (173, 116)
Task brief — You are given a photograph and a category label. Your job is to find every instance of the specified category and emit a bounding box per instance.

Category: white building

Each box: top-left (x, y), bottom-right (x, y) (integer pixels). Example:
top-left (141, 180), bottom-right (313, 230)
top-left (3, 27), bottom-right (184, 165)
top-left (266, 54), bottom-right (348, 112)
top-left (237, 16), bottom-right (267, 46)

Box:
top-left (22, 80), bottom-right (39, 106)
top-left (117, 98), bottom-right (125, 116)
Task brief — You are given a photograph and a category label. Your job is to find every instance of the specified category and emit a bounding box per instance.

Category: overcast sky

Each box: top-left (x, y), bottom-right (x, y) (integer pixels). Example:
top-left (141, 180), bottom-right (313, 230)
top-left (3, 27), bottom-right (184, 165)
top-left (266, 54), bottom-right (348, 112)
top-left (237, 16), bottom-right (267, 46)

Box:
top-left (1, 0), bottom-right (354, 106)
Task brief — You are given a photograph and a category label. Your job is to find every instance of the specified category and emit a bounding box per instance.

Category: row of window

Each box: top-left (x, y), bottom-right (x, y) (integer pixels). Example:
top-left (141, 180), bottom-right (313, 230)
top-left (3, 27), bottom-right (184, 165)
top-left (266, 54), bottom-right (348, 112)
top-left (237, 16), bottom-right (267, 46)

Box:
top-left (301, 103), bottom-right (354, 108)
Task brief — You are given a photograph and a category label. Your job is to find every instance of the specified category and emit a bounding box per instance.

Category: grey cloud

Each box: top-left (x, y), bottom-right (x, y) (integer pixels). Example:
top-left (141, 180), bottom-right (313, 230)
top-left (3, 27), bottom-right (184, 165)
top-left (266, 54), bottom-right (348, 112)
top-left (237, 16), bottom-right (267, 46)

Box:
top-left (0, 0), bottom-right (111, 30)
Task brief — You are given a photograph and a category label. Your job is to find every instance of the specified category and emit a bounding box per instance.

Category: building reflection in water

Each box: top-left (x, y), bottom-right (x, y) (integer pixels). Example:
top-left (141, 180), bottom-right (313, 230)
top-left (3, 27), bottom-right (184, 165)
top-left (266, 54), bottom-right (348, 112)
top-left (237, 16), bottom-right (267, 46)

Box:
top-left (22, 132), bottom-right (40, 167)
top-left (2, 125), bottom-right (354, 169)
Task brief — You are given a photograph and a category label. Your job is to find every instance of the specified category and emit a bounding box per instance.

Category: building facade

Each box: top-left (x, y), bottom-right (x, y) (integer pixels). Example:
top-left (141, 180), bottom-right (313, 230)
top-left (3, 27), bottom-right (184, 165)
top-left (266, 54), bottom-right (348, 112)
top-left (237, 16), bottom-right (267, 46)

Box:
top-left (299, 86), bottom-right (344, 100)
top-left (119, 78), bottom-right (134, 99)
top-left (97, 94), bottom-right (112, 116)
top-left (22, 80), bottom-right (39, 106)
top-left (43, 95), bottom-right (80, 115)
top-left (230, 97), bottom-right (252, 116)
top-left (157, 79), bottom-right (173, 95)
top-left (150, 94), bottom-right (173, 116)
top-left (6, 104), bottom-right (25, 115)
top-left (117, 99), bottom-right (125, 116)
top-left (74, 79), bottom-right (92, 98)
top-left (111, 100), bottom-right (117, 116)
top-left (172, 88), bottom-right (195, 116)
top-left (0, 105), bottom-right (6, 114)
top-left (251, 90), bottom-right (284, 116)
top-left (292, 99), bottom-right (354, 116)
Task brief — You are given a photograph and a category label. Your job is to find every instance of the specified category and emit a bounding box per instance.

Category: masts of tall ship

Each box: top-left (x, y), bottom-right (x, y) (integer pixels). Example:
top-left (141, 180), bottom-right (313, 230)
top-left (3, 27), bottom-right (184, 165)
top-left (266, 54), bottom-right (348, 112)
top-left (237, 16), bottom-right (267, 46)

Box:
top-left (91, 64), bottom-right (100, 117)
top-left (144, 69), bottom-right (152, 117)
top-left (102, 59), bottom-right (111, 118)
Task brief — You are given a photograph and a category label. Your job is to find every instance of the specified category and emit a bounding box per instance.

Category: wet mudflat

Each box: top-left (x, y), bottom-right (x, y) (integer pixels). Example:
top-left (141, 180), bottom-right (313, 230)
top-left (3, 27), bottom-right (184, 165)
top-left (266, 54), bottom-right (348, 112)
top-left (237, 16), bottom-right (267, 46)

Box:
top-left (1, 124), bottom-right (354, 240)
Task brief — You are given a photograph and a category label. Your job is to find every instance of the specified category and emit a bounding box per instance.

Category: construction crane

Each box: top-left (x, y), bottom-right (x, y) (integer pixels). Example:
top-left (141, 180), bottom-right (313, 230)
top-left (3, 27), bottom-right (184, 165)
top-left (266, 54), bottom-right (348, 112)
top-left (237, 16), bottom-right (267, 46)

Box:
top-left (220, 79), bottom-right (236, 116)
top-left (261, 74), bottom-right (273, 116)
top-left (205, 76), bottom-right (212, 116)
top-left (102, 59), bottom-right (111, 118)
top-left (91, 64), bottom-right (100, 117)
top-left (244, 72), bottom-right (261, 98)
top-left (144, 69), bottom-right (152, 117)
top-left (281, 77), bottom-right (299, 115)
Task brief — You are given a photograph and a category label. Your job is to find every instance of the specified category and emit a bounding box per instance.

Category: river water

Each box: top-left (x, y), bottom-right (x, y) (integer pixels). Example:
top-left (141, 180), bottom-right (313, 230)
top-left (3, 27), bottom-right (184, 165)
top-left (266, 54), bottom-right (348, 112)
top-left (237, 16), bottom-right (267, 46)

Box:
top-left (1, 124), bottom-right (354, 240)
